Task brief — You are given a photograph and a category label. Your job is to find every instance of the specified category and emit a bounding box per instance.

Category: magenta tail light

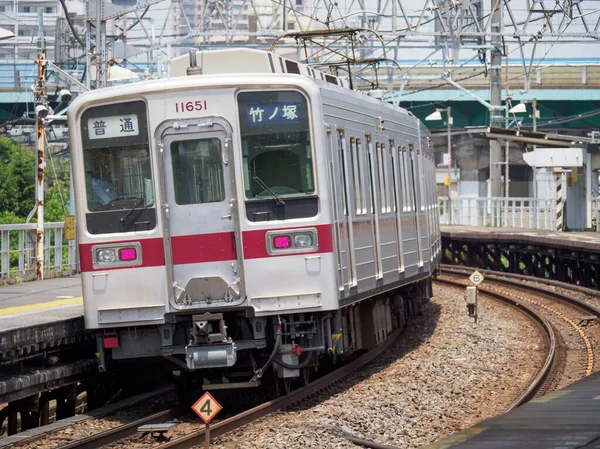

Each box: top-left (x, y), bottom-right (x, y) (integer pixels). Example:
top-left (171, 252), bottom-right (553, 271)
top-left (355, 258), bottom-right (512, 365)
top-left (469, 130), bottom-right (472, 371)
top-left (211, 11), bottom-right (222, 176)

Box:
top-left (273, 235), bottom-right (291, 249)
top-left (119, 248), bottom-right (137, 261)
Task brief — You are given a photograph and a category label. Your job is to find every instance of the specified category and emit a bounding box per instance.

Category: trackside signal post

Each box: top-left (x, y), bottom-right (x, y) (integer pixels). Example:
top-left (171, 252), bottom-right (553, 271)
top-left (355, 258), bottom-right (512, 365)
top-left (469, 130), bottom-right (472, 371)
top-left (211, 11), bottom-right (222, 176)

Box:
top-left (191, 392), bottom-right (222, 448)
top-left (466, 271), bottom-right (484, 323)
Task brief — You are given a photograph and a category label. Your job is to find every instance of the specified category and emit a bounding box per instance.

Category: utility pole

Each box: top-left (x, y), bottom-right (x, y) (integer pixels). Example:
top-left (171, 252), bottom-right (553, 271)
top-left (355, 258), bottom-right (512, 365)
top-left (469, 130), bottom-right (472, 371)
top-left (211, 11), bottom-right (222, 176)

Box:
top-left (446, 107), bottom-right (452, 224)
top-left (86, 0), bottom-right (107, 88)
top-left (34, 7), bottom-right (47, 280)
top-left (489, 0), bottom-right (503, 198)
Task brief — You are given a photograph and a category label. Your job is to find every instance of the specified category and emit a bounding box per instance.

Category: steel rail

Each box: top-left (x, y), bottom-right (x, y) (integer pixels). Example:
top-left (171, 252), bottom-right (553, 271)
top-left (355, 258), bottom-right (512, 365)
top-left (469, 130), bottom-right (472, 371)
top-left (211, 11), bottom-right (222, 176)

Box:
top-left (0, 387), bottom-right (176, 449)
top-left (441, 265), bottom-right (600, 314)
top-left (61, 407), bottom-right (183, 449)
top-left (150, 327), bottom-right (406, 449)
top-left (442, 265), bottom-right (598, 377)
top-left (434, 276), bottom-right (557, 413)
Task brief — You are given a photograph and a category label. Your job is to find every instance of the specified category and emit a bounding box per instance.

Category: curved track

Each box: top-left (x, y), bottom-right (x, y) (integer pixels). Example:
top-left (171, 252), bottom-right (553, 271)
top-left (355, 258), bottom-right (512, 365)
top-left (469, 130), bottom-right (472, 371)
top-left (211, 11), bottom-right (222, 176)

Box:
top-left (435, 274), bottom-right (556, 412)
top-left (439, 266), bottom-right (600, 405)
top-left (56, 268), bottom-right (600, 449)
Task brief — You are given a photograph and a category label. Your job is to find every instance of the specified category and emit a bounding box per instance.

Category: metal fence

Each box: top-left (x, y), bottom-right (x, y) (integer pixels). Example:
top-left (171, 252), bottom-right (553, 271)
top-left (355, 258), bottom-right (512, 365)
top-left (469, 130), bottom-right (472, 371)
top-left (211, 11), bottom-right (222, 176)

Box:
top-left (593, 198), bottom-right (600, 232)
top-left (439, 197), bottom-right (558, 230)
top-left (0, 222), bottom-right (77, 282)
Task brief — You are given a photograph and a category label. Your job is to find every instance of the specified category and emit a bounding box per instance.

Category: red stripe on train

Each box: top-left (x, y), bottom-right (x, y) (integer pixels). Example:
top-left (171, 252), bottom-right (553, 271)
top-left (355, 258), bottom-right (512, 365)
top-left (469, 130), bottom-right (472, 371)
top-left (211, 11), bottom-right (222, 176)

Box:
top-left (171, 232), bottom-right (237, 264)
top-left (79, 224), bottom-right (333, 271)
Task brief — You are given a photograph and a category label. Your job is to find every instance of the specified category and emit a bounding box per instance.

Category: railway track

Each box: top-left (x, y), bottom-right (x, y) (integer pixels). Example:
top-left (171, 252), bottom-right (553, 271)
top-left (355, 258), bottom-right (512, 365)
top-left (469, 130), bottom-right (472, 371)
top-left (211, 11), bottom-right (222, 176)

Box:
top-left (98, 272), bottom-right (574, 448)
top-left (28, 268), bottom-right (599, 449)
top-left (62, 326), bottom-right (406, 449)
top-left (75, 274), bottom-right (576, 449)
top-left (438, 266), bottom-right (600, 404)
top-left (1, 387), bottom-right (178, 449)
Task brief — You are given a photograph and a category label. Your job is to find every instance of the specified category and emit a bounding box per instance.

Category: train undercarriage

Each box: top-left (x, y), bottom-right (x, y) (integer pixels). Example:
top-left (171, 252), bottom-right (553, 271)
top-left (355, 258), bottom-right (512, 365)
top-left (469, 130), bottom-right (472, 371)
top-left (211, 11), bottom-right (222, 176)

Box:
top-left (96, 279), bottom-right (433, 400)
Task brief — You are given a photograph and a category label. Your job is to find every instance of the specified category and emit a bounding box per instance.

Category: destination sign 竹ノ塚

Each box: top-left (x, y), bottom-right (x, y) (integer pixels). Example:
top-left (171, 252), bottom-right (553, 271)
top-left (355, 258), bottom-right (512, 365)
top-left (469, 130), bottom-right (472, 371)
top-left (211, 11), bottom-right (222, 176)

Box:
top-left (246, 103), bottom-right (300, 126)
top-left (88, 114), bottom-right (139, 140)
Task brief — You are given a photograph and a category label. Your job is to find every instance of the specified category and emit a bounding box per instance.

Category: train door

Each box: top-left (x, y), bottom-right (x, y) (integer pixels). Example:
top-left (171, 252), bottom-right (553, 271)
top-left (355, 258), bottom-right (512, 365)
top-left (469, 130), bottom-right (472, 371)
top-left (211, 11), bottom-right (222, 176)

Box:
top-left (156, 118), bottom-right (245, 309)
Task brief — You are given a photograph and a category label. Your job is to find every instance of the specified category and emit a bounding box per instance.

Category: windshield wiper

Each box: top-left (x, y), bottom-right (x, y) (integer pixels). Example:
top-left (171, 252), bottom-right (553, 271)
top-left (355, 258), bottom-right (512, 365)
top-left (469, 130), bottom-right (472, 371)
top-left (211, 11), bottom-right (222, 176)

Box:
top-left (120, 197), bottom-right (146, 224)
top-left (252, 176), bottom-right (286, 206)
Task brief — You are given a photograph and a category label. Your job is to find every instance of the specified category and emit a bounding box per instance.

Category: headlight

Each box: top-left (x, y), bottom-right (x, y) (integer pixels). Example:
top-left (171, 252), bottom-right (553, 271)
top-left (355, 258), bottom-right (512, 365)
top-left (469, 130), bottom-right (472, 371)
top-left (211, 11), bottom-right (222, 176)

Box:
top-left (267, 228), bottom-right (318, 254)
top-left (96, 248), bottom-right (117, 263)
top-left (294, 233), bottom-right (313, 247)
top-left (91, 242), bottom-right (142, 268)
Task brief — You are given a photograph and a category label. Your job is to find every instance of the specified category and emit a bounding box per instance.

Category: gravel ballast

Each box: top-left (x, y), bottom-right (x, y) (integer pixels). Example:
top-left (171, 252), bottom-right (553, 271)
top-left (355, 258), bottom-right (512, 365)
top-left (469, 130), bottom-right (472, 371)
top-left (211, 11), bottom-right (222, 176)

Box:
top-left (207, 283), bottom-right (545, 449)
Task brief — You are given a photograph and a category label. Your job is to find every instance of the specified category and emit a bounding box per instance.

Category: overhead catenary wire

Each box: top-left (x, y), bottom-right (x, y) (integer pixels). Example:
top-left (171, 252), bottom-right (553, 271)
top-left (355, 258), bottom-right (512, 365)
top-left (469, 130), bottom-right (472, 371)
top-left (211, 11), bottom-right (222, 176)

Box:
top-left (58, 0), bottom-right (85, 47)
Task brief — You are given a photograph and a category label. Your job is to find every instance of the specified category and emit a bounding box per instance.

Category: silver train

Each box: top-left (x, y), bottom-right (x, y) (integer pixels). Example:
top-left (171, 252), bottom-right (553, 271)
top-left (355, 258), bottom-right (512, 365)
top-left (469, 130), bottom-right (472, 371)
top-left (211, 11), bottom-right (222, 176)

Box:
top-left (68, 49), bottom-right (441, 392)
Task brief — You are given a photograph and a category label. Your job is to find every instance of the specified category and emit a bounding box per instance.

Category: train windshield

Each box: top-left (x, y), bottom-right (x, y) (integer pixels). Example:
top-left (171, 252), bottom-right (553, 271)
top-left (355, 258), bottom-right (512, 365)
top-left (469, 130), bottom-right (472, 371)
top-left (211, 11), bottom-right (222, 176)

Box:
top-left (237, 90), bottom-right (314, 200)
top-left (83, 145), bottom-right (153, 212)
top-left (79, 100), bottom-right (156, 234)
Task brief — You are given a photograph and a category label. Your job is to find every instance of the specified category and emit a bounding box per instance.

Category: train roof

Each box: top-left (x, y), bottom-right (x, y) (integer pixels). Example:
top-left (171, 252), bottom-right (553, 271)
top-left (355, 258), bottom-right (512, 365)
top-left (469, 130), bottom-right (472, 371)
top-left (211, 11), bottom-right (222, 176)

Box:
top-left (168, 48), bottom-right (349, 88)
top-left (70, 49), bottom-right (415, 121)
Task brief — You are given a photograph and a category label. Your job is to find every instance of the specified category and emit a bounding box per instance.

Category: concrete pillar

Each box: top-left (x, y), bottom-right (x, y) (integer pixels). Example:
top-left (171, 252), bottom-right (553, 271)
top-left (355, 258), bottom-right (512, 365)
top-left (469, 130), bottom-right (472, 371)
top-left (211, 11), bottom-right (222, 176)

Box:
top-left (14, 395), bottom-right (40, 431)
top-left (7, 412), bottom-right (18, 435)
top-left (56, 384), bottom-right (78, 420)
top-left (40, 399), bottom-right (50, 426)
top-left (489, 1), bottom-right (503, 198)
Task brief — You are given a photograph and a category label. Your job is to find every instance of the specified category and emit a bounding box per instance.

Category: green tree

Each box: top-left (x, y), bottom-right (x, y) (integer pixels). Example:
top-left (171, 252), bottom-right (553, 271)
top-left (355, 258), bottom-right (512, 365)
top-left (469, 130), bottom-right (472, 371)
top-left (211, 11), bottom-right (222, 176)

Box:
top-left (0, 137), bottom-right (36, 218)
top-left (0, 138), bottom-right (71, 223)
top-left (45, 156), bottom-right (70, 222)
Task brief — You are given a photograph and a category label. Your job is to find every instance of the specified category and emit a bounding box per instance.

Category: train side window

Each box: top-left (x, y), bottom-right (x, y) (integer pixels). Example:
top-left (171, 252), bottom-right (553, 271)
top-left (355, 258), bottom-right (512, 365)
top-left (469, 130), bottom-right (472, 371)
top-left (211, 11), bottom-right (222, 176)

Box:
top-left (170, 138), bottom-right (225, 204)
top-left (350, 137), bottom-right (364, 215)
top-left (357, 139), bottom-right (367, 214)
top-left (397, 147), bottom-right (404, 211)
top-left (406, 147), bottom-right (414, 211)
top-left (338, 135), bottom-right (349, 216)
top-left (391, 147), bottom-right (401, 211)
top-left (408, 143), bottom-right (416, 211)
top-left (399, 146), bottom-right (408, 211)
top-left (377, 142), bottom-right (388, 214)
top-left (384, 145), bottom-right (393, 213)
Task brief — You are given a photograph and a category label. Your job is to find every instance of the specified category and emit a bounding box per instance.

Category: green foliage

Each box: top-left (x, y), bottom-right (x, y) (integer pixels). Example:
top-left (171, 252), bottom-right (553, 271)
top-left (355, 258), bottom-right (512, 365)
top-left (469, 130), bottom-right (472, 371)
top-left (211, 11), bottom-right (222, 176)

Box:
top-left (0, 137), bottom-right (36, 218)
top-left (45, 156), bottom-right (70, 222)
top-left (0, 138), bottom-right (70, 223)
top-left (0, 211), bottom-right (25, 225)
top-left (0, 139), bottom-right (72, 277)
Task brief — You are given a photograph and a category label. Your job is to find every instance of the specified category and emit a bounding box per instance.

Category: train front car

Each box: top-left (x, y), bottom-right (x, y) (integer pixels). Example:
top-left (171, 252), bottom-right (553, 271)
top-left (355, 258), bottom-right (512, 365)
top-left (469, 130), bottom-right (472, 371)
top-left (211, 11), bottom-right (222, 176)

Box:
top-left (68, 48), bottom-right (440, 393)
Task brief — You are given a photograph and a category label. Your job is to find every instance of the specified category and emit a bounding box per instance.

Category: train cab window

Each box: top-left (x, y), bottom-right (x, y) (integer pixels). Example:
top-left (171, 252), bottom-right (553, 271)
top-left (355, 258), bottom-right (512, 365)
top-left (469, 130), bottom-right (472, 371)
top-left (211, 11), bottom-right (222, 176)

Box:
top-left (170, 138), bottom-right (225, 205)
top-left (237, 90), bottom-right (314, 200)
top-left (84, 145), bottom-right (153, 212)
top-left (237, 90), bottom-right (318, 221)
top-left (80, 101), bottom-right (156, 234)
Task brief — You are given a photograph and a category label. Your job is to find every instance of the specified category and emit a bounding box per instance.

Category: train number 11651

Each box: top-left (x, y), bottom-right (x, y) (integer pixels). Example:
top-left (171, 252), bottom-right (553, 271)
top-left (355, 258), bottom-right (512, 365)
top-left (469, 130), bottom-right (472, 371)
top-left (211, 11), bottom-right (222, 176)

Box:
top-left (175, 100), bottom-right (208, 113)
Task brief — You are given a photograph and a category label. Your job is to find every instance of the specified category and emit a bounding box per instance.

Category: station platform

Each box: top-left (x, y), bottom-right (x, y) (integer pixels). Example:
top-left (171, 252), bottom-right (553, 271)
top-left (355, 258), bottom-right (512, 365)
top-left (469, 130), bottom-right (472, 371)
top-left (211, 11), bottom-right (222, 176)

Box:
top-left (0, 276), bottom-right (94, 404)
top-left (0, 275), bottom-right (83, 333)
top-left (440, 226), bottom-right (600, 289)
top-left (441, 226), bottom-right (600, 253)
top-left (423, 370), bottom-right (600, 448)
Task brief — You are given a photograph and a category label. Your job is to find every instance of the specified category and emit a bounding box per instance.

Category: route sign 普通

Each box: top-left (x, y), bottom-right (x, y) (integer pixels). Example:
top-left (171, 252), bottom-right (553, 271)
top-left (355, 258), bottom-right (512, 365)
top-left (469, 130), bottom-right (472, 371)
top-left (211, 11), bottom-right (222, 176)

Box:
top-left (469, 270), bottom-right (485, 286)
top-left (191, 392), bottom-right (222, 424)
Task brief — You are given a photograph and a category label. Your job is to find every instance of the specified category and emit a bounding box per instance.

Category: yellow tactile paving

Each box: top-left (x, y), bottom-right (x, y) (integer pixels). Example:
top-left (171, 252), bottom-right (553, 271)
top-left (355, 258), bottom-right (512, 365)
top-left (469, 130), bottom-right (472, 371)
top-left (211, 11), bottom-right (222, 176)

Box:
top-left (0, 297), bottom-right (83, 316)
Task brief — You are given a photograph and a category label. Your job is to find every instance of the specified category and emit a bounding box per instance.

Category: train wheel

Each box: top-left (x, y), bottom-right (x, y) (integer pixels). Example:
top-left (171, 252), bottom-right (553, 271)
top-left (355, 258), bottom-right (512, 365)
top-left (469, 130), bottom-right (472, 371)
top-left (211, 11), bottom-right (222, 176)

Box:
top-left (174, 371), bottom-right (196, 406)
top-left (276, 377), bottom-right (293, 395)
top-left (300, 368), bottom-right (311, 386)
